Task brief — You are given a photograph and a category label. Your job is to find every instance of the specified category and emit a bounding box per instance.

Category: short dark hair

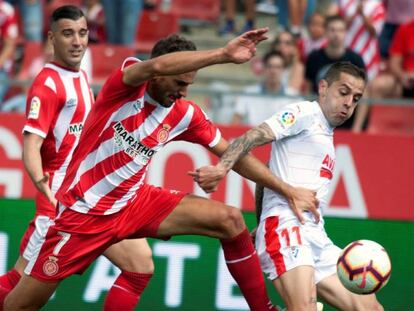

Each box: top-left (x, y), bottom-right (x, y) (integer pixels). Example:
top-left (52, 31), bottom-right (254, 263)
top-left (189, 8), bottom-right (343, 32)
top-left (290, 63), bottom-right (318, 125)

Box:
top-left (150, 34), bottom-right (197, 58)
top-left (324, 14), bottom-right (346, 29)
top-left (324, 61), bottom-right (367, 85)
top-left (50, 5), bottom-right (85, 27)
top-left (263, 50), bottom-right (284, 67)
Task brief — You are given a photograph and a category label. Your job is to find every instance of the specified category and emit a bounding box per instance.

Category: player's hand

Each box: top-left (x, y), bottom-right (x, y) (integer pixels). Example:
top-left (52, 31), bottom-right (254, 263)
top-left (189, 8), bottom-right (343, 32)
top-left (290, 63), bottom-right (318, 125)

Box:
top-left (223, 27), bottom-right (269, 64)
top-left (188, 163), bottom-right (227, 193)
top-left (35, 172), bottom-right (57, 207)
top-left (286, 186), bottom-right (320, 224)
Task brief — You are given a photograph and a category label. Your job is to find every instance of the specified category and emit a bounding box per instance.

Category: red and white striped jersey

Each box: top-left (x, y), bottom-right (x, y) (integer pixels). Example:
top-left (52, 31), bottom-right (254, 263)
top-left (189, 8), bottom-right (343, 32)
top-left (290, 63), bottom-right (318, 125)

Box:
top-left (23, 62), bottom-right (94, 194)
top-left (56, 58), bottom-right (221, 215)
top-left (0, 0), bottom-right (18, 72)
top-left (339, 0), bottom-right (385, 80)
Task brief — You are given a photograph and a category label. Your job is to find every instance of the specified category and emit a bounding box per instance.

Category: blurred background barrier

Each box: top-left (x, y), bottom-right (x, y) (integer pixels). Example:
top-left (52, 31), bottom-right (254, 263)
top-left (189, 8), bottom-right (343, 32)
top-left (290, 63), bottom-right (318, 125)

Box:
top-left (0, 198), bottom-right (412, 311)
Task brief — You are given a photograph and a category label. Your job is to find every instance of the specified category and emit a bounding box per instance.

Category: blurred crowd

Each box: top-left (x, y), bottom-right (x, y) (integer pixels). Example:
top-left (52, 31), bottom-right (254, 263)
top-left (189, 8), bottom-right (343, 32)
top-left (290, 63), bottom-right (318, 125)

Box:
top-left (0, 0), bottom-right (413, 133)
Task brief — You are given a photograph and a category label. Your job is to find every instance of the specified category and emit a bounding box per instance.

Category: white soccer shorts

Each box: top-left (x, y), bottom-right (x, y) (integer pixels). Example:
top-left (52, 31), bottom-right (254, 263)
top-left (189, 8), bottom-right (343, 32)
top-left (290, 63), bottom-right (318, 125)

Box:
top-left (255, 216), bottom-right (341, 283)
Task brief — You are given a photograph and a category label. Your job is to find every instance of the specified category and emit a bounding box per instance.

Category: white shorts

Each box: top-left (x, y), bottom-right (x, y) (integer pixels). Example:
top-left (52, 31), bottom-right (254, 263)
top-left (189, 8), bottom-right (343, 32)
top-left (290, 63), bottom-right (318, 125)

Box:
top-left (255, 216), bottom-right (341, 283)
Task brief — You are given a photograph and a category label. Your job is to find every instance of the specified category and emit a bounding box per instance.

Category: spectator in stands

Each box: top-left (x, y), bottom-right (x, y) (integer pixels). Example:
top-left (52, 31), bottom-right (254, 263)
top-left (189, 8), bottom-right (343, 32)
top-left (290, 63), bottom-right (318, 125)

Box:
top-left (101, 0), bottom-right (143, 45)
top-left (337, 0), bottom-right (385, 133)
top-left (232, 50), bottom-right (300, 125)
top-left (378, 0), bottom-right (414, 59)
top-left (0, 0), bottom-right (18, 106)
top-left (1, 39), bottom-right (92, 112)
top-left (219, 0), bottom-right (255, 36)
top-left (305, 15), bottom-right (366, 130)
top-left (338, 0), bottom-right (385, 80)
top-left (277, 0), bottom-right (317, 37)
top-left (82, 0), bottom-right (105, 43)
top-left (297, 12), bottom-right (327, 63)
top-left (369, 19), bottom-right (414, 99)
top-left (13, 0), bottom-right (43, 41)
top-left (270, 30), bottom-right (304, 95)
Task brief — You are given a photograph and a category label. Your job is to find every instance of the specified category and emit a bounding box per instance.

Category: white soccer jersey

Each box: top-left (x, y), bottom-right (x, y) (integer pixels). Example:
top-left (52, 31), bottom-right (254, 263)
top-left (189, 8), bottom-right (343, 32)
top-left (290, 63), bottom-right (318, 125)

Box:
top-left (261, 101), bottom-right (335, 225)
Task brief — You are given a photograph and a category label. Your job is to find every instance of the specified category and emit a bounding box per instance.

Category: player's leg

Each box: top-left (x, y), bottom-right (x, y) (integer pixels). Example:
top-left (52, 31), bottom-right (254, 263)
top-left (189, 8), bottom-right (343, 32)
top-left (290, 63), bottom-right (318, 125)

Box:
top-left (272, 266), bottom-right (318, 311)
top-left (0, 213), bottom-right (52, 307)
top-left (317, 274), bottom-right (383, 311)
top-left (156, 194), bottom-right (275, 311)
top-left (255, 216), bottom-right (318, 311)
top-left (3, 275), bottom-right (58, 311)
top-left (313, 234), bottom-right (384, 311)
top-left (103, 238), bottom-right (154, 311)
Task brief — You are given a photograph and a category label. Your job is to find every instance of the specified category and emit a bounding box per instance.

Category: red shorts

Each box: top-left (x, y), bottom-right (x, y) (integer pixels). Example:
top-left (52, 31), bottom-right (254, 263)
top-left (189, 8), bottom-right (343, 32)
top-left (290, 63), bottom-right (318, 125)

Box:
top-left (19, 191), bottom-right (56, 257)
top-left (25, 184), bottom-right (185, 282)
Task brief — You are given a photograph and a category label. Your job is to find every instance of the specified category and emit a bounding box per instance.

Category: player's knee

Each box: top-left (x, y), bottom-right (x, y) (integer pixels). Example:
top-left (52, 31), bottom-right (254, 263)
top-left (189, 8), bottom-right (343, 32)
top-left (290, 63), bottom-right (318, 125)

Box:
top-left (123, 248), bottom-right (154, 274)
top-left (4, 294), bottom-right (41, 311)
top-left (217, 206), bottom-right (245, 239)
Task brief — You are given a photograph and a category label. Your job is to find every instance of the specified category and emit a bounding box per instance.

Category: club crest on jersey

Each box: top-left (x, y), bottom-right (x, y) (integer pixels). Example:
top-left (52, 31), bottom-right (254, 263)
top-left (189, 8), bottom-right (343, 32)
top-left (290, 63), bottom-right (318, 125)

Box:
top-left (43, 256), bottom-right (59, 276)
top-left (279, 111), bottom-right (296, 127)
top-left (113, 121), bottom-right (156, 160)
top-left (320, 154), bottom-right (335, 180)
top-left (157, 124), bottom-right (171, 143)
top-left (28, 96), bottom-right (41, 119)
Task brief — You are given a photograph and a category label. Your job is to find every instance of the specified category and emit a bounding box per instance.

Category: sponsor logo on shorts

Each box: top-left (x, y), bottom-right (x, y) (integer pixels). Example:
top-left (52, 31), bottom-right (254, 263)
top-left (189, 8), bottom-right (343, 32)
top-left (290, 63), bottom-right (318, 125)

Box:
top-left (113, 121), bottom-right (156, 160)
top-left (157, 124), bottom-right (171, 143)
top-left (43, 256), bottom-right (59, 276)
top-left (28, 96), bottom-right (41, 119)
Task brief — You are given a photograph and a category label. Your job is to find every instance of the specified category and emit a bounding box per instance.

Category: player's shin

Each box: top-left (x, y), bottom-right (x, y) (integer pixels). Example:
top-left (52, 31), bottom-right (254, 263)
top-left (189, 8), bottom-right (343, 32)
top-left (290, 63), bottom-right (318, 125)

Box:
top-left (220, 228), bottom-right (276, 311)
top-left (103, 271), bottom-right (153, 311)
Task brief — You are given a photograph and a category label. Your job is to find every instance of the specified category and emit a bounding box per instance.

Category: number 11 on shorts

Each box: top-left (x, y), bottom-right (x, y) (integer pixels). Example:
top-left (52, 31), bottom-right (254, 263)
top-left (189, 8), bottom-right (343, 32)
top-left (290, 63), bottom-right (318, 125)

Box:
top-left (281, 226), bottom-right (302, 247)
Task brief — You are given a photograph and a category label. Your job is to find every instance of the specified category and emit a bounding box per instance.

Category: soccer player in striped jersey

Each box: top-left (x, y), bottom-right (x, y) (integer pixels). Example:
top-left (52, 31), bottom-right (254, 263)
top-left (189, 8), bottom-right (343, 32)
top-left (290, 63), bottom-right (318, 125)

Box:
top-left (4, 28), bottom-right (320, 311)
top-left (0, 6), bottom-right (155, 311)
top-left (195, 62), bottom-right (384, 311)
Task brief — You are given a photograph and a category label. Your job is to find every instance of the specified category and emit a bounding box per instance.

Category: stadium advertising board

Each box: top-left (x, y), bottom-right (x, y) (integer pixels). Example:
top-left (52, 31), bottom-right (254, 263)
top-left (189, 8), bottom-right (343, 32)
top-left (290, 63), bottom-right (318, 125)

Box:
top-left (0, 113), bottom-right (413, 221)
top-left (0, 199), bottom-right (412, 310)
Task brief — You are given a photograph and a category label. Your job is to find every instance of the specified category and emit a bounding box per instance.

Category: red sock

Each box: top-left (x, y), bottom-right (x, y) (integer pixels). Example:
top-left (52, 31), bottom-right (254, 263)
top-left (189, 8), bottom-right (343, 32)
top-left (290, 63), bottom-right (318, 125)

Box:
top-left (0, 269), bottom-right (21, 311)
top-left (103, 271), bottom-right (152, 311)
top-left (0, 269), bottom-right (21, 291)
top-left (221, 229), bottom-right (275, 311)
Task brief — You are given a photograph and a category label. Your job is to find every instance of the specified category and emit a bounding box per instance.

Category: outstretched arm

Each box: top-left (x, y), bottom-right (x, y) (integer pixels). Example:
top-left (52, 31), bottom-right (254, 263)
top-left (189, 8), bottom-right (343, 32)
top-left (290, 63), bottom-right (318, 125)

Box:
top-left (189, 125), bottom-right (320, 223)
top-left (123, 28), bottom-right (269, 86)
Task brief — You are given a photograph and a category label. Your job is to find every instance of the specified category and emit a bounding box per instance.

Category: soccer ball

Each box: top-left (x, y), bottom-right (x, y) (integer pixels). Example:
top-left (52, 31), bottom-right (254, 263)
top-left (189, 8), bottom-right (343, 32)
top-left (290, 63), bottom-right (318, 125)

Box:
top-left (337, 240), bottom-right (391, 295)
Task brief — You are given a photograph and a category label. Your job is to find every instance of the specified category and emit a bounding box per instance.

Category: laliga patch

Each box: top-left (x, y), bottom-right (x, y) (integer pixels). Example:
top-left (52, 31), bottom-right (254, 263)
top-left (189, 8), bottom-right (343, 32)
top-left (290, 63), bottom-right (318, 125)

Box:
top-left (28, 96), bottom-right (41, 119)
top-left (280, 111), bottom-right (296, 127)
top-left (43, 256), bottom-right (59, 276)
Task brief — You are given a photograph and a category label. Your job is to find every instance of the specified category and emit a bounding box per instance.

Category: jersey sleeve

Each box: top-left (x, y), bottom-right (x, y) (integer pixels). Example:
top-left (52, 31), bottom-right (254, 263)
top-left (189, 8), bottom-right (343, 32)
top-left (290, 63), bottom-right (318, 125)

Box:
top-left (175, 103), bottom-right (221, 148)
top-left (97, 57), bottom-right (144, 106)
top-left (23, 84), bottom-right (60, 138)
top-left (264, 102), bottom-right (314, 140)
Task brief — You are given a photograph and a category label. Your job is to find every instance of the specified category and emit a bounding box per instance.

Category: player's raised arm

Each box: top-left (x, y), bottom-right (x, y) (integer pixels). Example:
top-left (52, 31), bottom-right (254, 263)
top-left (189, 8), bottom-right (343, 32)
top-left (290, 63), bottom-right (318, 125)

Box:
top-left (122, 28), bottom-right (268, 86)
